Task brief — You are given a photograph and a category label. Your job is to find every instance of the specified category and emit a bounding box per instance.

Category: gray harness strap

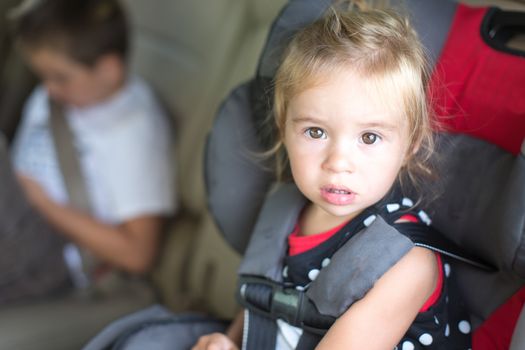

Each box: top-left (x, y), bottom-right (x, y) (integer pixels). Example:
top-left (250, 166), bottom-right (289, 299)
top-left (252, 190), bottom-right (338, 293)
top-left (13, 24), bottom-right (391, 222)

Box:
top-left (307, 216), bottom-right (413, 317)
top-left (238, 183), bottom-right (415, 317)
top-left (238, 184), bottom-right (306, 282)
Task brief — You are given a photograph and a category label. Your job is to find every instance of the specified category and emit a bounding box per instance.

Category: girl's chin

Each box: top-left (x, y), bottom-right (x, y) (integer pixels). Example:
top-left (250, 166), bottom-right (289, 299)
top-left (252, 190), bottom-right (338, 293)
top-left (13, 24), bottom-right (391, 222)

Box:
top-left (316, 204), bottom-right (363, 223)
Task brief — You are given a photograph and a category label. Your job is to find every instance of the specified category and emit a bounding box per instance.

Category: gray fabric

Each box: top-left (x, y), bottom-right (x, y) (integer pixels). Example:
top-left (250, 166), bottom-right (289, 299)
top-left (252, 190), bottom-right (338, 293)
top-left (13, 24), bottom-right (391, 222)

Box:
top-left (510, 304), bottom-right (525, 350)
top-left (508, 141), bottom-right (525, 276)
top-left (307, 216), bottom-right (414, 317)
top-left (0, 132), bottom-right (70, 304)
top-left (238, 183), bottom-right (306, 281)
top-left (451, 262), bottom-right (523, 328)
top-left (113, 315), bottom-right (226, 350)
top-left (255, 0), bottom-right (455, 78)
top-left (205, 83), bottom-right (274, 253)
top-left (391, 0), bottom-right (457, 65)
top-left (428, 133), bottom-right (523, 273)
top-left (83, 305), bottom-right (173, 350)
top-left (426, 134), bottom-right (525, 321)
top-left (84, 304), bottom-right (227, 350)
top-left (256, 0), bottom-right (332, 79)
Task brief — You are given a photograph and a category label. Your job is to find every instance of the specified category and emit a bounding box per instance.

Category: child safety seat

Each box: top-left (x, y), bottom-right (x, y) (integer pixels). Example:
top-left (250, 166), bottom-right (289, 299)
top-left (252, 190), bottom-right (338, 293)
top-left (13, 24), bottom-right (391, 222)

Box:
top-left (83, 1), bottom-right (524, 349)
top-left (205, 0), bottom-right (525, 348)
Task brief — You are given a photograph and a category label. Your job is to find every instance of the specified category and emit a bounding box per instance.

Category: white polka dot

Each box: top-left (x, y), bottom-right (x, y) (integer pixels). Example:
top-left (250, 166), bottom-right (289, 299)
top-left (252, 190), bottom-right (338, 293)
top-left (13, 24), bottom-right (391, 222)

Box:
top-left (386, 203), bottom-right (400, 212)
top-left (282, 266), bottom-right (288, 278)
top-left (444, 263), bottom-right (451, 277)
top-left (321, 258), bottom-right (331, 268)
top-left (240, 284), bottom-right (247, 298)
top-left (445, 324), bottom-right (450, 337)
top-left (308, 269), bottom-right (320, 281)
top-left (402, 341), bottom-right (415, 350)
top-left (402, 198), bottom-right (414, 207)
top-left (458, 320), bottom-right (471, 334)
top-left (434, 316), bottom-right (440, 325)
top-left (363, 215), bottom-right (377, 227)
top-left (418, 210), bottom-right (432, 225)
top-left (419, 333), bottom-right (433, 346)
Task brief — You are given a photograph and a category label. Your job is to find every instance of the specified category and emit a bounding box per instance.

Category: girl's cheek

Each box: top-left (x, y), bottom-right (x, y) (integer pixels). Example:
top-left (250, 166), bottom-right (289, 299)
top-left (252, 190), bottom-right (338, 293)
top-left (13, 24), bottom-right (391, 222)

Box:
top-left (298, 141), bottom-right (325, 157)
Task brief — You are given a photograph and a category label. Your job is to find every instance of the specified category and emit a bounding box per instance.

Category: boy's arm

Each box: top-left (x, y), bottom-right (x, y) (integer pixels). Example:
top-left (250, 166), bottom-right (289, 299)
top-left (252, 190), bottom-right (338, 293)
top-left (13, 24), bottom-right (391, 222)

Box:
top-left (18, 174), bottom-right (162, 274)
top-left (315, 246), bottom-right (438, 350)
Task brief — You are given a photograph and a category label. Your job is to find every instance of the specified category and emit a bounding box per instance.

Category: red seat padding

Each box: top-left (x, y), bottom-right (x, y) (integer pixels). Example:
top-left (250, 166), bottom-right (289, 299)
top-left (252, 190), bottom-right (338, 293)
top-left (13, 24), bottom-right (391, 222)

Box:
top-left (430, 5), bottom-right (525, 155)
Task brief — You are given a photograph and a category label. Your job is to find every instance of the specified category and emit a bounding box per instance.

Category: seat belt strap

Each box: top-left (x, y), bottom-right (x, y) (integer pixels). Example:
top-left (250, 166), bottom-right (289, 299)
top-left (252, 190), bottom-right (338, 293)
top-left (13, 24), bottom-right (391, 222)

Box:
top-left (48, 99), bottom-right (95, 290)
top-left (49, 99), bottom-right (91, 213)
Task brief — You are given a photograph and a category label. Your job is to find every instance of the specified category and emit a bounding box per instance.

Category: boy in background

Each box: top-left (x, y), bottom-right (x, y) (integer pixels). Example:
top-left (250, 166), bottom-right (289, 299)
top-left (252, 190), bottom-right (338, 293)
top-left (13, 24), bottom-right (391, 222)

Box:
top-left (0, 0), bottom-right (175, 303)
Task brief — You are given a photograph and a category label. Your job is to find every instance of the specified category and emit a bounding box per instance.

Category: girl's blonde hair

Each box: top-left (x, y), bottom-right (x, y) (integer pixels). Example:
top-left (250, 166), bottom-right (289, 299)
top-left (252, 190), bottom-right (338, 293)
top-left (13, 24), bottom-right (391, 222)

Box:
top-left (272, 2), bottom-right (435, 191)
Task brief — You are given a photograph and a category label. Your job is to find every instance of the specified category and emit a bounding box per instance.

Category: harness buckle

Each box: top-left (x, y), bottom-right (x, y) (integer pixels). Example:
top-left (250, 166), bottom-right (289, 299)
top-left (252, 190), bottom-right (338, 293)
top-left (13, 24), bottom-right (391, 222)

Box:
top-left (237, 276), bottom-right (335, 335)
top-left (271, 286), bottom-right (302, 325)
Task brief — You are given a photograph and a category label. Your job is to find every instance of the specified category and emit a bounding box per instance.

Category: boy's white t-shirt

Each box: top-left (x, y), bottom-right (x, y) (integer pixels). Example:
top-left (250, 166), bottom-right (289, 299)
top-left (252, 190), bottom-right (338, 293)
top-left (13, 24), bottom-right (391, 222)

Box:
top-left (11, 76), bottom-right (176, 224)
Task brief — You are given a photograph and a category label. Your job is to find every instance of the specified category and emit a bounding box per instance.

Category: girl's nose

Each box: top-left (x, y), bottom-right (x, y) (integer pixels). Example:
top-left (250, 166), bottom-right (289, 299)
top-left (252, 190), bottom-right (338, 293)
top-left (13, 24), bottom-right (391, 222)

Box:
top-left (322, 143), bottom-right (355, 174)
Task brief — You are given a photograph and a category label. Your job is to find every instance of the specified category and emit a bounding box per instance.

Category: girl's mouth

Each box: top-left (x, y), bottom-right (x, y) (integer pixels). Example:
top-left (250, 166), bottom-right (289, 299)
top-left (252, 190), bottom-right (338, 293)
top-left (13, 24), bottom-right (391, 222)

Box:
top-left (320, 186), bottom-right (356, 205)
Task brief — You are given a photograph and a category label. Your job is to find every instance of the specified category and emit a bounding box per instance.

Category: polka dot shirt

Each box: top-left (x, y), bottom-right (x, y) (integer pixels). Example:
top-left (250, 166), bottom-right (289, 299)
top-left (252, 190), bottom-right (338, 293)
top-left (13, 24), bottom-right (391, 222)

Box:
top-left (282, 199), bottom-right (472, 349)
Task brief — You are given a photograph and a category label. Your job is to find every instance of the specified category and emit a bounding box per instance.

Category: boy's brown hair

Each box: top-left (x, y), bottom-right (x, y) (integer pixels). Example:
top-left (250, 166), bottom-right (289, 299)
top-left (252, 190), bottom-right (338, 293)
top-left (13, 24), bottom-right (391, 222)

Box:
top-left (10, 0), bottom-right (129, 67)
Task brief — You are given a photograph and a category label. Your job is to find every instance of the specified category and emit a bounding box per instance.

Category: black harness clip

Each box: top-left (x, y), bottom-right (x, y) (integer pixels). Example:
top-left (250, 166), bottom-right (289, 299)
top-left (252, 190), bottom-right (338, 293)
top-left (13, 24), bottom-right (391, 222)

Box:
top-left (237, 276), bottom-right (336, 335)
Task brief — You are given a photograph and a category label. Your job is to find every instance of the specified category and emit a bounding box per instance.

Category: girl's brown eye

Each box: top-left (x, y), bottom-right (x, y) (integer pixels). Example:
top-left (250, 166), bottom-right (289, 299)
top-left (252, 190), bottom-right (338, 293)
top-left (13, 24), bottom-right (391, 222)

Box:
top-left (306, 127), bottom-right (326, 139)
top-left (361, 132), bottom-right (379, 145)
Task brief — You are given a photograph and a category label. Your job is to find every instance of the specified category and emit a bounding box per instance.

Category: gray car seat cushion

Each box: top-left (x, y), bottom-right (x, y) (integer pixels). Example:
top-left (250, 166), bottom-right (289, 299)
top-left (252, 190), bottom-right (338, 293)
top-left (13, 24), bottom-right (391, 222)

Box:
top-left (205, 83), bottom-right (274, 253)
top-left (429, 134), bottom-right (525, 275)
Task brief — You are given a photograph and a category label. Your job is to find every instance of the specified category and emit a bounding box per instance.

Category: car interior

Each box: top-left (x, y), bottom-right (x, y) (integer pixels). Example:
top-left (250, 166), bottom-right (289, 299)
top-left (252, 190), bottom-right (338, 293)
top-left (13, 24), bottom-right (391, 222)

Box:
top-left (0, 0), bottom-right (523, 349)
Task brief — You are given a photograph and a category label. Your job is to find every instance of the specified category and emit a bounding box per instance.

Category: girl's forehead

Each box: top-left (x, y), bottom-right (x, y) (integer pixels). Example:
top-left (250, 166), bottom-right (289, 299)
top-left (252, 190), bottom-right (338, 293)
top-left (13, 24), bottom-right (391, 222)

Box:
top-left (288, 68), bottom-right (408, 123)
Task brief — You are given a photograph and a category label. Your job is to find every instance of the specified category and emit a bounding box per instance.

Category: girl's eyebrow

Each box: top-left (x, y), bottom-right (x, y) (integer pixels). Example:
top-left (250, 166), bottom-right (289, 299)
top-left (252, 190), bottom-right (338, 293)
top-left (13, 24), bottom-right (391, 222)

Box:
top-left (291, 116), bottom-right (399, 131)
top-left (289, 115), bottom-right (324, 124)
top-left (356, 121), bottom-right (399, 131)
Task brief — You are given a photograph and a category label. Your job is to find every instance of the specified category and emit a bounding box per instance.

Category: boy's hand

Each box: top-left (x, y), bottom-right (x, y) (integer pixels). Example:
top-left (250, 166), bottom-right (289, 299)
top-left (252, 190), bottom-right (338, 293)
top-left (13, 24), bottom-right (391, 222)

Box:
top-left (191, 332), bottom-right (239, 350)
